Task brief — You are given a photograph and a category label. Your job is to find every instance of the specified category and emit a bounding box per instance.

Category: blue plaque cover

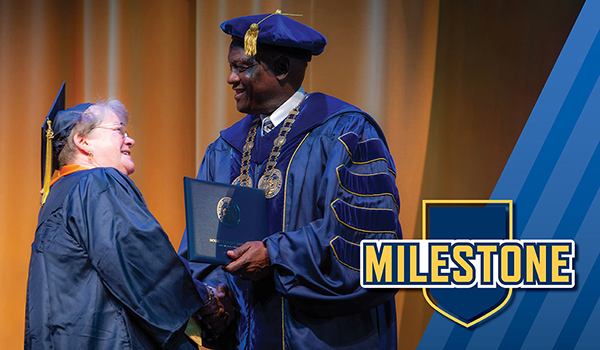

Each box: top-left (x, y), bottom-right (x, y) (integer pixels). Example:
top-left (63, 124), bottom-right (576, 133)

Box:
top-left (183, 177), bottom-right (268, 265)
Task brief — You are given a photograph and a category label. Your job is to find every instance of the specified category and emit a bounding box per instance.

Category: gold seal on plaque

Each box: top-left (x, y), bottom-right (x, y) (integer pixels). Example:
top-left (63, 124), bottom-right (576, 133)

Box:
top-left (258, 168), bottom-right (283, 199)
top-left (216, 197), bottom-right (241, 227)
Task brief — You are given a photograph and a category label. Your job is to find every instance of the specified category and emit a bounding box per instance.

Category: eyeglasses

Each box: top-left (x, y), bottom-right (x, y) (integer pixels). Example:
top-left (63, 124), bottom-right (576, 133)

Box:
top-left (96, 122), bottom-right (129, 139)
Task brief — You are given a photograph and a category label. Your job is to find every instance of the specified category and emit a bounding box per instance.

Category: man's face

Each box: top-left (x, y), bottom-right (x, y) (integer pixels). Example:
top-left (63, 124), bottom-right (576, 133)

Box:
top-left (227, 45), bottom-right (281, 115)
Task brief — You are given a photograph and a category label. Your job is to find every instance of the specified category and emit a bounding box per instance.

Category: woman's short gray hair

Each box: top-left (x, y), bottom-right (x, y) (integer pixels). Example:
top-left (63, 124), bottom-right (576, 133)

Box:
top-left (57, 99), bottom-right (129, 168)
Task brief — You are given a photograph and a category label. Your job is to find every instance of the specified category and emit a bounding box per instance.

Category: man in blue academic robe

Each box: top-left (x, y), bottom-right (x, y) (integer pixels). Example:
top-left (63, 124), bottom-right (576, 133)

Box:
top-left (179, 12), bottom-right (402, 349)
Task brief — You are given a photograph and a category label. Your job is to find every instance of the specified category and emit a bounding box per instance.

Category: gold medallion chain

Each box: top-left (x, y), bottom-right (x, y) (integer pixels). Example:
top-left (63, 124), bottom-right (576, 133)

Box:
top-left (232, 96), bottom-right (306, 198)
top-left (232, 117), bottom-right (261, 187)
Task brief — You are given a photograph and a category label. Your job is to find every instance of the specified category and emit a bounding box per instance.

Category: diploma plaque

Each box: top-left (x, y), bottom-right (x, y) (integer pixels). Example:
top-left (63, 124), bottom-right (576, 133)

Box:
top-left (183, 177), bottom-right (268, 265)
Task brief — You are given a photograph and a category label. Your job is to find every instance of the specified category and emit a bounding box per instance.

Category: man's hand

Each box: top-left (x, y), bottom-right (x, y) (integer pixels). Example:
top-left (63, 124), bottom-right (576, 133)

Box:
top-left (215, 283), bottom-right (235, 327)
top-left (196, 284), bottom-right (235, 336)
top-left (223, 241), bottom-right (272, 281)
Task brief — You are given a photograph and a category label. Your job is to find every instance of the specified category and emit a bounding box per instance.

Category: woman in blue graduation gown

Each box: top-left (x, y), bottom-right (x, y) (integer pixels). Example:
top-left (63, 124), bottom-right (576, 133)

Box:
top-left (25, 88), bottom-right (224, 349)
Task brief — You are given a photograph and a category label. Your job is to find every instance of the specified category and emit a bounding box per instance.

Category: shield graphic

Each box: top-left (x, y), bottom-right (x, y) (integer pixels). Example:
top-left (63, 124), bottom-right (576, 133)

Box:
top-left (422, 200), bottom-right (513, 328)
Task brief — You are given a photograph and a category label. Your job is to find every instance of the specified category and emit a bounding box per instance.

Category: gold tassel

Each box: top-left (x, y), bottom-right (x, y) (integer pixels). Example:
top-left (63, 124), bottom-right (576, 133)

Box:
top-left (40, 120), bottom-right (54, 205)
top-left (244, 23), bottom-right (259, 56)
top-left (244, 9), bottom-right (302, 57)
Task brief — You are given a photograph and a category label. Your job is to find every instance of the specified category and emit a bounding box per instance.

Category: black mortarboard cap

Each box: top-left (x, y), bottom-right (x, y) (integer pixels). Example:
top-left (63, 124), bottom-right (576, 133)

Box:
top-left (220, 10), bottom-right (327, 57)
top-left (40, 82), bottom-right (92, 204)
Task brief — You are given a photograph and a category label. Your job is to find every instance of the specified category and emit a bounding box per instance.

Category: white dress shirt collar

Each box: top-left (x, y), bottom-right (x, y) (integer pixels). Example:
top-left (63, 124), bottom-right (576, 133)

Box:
top-left (261, 87), bottom-right (306, 129)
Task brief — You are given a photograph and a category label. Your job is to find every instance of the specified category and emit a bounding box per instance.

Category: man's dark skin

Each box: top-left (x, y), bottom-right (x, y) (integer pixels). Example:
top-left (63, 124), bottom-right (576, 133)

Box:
top-left (222, 39), bottom-right (308, 282)
top-left (226, 39), bottom-right (306, 116)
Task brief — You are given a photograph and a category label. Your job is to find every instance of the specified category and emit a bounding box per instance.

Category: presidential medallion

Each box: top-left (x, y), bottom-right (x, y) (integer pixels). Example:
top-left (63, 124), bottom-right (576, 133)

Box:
top-left (258, 168), bottom-right (283, 199)
top-left (216, 197), bottom-right (241, 227)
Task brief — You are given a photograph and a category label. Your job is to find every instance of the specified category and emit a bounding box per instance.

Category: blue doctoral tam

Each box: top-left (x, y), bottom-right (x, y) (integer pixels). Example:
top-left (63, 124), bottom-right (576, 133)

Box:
top-left (220, 12), bottom-right (327, 56)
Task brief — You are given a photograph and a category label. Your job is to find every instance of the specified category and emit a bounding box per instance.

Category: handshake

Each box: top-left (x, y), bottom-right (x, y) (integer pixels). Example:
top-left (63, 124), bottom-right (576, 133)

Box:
top-left (192, 283), bottom-right (236, 340)
top-left (186, 241), bottom-right (273, 344)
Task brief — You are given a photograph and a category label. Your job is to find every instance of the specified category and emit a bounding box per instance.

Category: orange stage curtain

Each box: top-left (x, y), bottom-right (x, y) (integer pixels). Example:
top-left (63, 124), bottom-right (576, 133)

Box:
top-left (0, 1), bottom-right (583, 348)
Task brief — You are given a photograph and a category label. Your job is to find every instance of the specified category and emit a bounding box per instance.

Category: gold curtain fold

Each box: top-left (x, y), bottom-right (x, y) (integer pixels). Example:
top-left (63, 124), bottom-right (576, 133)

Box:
top-left (0, 0), bottom-right (583, 348)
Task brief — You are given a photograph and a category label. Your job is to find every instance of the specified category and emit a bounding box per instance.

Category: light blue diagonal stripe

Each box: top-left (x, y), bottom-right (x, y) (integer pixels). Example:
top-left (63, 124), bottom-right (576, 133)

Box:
top-left (518, 53), bottom-right (600, 349)
top-left (574, 291), bottom-right (600, 349)
top-left (494, 28), bottom-right (600, 350)
top-left (416, 312), bottom-right (459, 350)
top-left (519, 76), bottom-right (600, 240)
top-left (523, 188), bottom-right (600, 349)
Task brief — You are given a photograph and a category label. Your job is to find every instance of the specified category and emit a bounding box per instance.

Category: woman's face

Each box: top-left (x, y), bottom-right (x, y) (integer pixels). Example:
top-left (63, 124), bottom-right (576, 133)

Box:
top-left (85, 111), bottom-right (135, 176)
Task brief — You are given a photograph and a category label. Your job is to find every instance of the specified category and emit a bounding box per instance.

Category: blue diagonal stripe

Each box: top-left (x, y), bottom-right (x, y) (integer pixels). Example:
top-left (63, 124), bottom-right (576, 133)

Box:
top-left (513, 30), bottom-right (600, 237)
top-left (497, 77), bottom-right (600, 349)
top-left (418, 1), bottom-right (600, 348)
top-left (573, 291), bottom-right (600, 349)
top-left (442, 326), bottom-right (474, 350)
top-left (552, 252), bottom-right (600, 349)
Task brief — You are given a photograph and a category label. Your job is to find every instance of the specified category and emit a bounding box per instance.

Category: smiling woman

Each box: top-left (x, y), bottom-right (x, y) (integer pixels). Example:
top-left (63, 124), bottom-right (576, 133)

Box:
top-left (70, 100), bottom-right (136, 176)
top-left (25, 84), bottom-right (229, 349)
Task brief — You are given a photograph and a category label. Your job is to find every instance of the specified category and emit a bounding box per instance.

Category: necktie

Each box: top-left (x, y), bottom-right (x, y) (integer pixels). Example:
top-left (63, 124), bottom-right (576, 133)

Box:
top-left (262, 116), bottom-right (274, 133)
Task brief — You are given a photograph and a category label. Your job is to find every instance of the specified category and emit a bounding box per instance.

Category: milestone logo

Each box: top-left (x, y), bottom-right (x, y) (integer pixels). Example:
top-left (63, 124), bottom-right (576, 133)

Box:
top-left (360, 200), bottom-right (575, 328)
